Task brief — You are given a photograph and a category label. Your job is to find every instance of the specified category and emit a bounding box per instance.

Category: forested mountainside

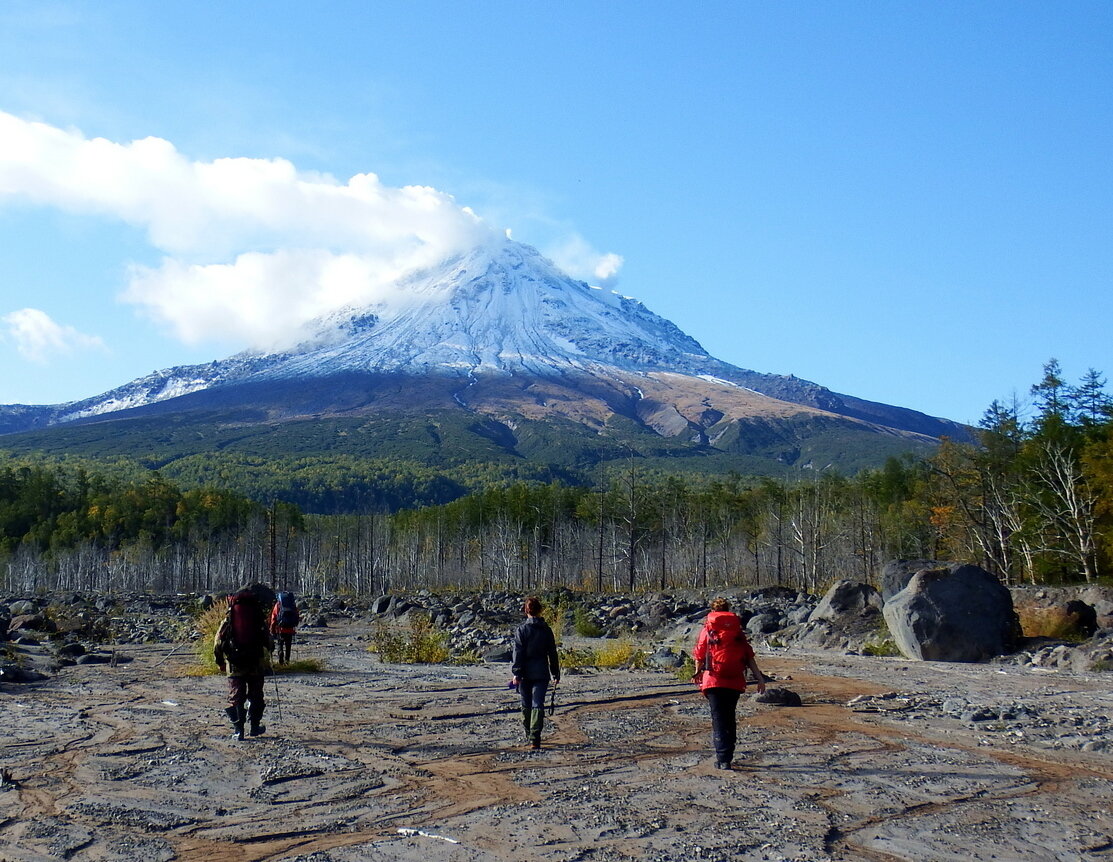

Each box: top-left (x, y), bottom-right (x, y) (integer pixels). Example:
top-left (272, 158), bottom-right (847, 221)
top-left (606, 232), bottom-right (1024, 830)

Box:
top-left (4, 360), bottom-right (1112, 592)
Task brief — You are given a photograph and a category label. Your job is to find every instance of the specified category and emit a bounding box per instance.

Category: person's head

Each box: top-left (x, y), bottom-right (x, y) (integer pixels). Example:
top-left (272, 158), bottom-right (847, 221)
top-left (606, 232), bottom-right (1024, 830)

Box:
top-left (524, 596), bottom-right (543, 617)
top-left (710, 597), bottom-right (731, 612)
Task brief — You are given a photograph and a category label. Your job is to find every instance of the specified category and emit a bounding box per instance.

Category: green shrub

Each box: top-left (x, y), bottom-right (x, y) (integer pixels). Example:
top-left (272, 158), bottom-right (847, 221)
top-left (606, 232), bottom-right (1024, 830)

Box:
top-left (370, 613), bottom-right (450, 664)
top-left (593, 640), bottom-right (648, 669)
top-left (558, 646), bottom-right (598, 671)
top-left (191, 604), bottom-right (226, 674)
top-left (450, 649), bottom-right (482, 666)
top-left (862, 639), bottom-right (902, 657)
top-left (557, 639), bottom-right (650, 670)
top-left (573, 607), bottom-right (603, 638)
top-left (275, 657), bottom-right (326, 673)
top-left (541, 598), bottom-right (568, 645)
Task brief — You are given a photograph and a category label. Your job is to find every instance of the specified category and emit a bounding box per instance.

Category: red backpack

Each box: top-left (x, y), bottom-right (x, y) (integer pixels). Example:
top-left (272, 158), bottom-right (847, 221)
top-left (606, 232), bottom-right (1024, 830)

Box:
top-left (222, 590), bottom-right (266, 664)
top-left (701, 611), bottom-right (751, 676)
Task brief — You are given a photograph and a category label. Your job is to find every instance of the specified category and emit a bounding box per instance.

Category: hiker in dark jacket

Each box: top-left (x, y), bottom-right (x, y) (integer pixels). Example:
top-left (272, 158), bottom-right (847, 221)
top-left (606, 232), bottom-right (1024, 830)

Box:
top-left (214, 589), bottom-right (274, 740)
top-left (511, 596), bottom-right (560, 750)
top-left (692, 597), bottom-right (766, 769)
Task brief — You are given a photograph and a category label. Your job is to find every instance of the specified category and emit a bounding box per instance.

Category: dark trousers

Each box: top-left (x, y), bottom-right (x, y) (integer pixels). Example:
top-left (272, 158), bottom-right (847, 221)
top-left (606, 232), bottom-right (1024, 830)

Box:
top-left (276, 632), bottom-right (293, 663)
top-left (228, 674), bottom-right (266, 721)
top-left (519, 678), bottom-right (549, 738)
top-left (705, 687), bottom-right (740, 764)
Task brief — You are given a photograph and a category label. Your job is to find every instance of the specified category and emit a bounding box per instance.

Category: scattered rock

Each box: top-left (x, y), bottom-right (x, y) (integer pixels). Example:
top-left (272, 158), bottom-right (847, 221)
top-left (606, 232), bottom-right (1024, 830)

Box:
top-left (808, 580), bottom-right (882, 623)
top-left (754, 687), bottom-right (802, 706)
top-left (482, 645), bottom-right (512, 663)
top-left (647, 647), bottom-right (686, 669)
top-left (1064, 600), bottom-right (1099, 638)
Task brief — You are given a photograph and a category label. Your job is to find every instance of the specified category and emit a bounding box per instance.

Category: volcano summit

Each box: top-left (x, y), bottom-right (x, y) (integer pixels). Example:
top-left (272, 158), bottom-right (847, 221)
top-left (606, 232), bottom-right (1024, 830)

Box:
top-left (0, 237), bottom-right (969, 475)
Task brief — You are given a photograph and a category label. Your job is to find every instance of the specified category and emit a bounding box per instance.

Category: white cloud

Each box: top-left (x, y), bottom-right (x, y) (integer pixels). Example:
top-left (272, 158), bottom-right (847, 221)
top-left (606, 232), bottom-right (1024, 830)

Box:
top-left (545, 234), bottom-right (625, 287)
top-left (122, 250), bottom-right (420, 349)
top-left (2, 307), bottom-right (106, 362)
top-left (0, 110), bottom-right (495, 348)
top-left (0, 110), bottom-right (625, 352)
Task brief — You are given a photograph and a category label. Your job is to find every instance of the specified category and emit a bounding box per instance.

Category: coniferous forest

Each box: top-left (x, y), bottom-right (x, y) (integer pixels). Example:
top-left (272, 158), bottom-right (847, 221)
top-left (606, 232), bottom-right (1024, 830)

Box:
top-left (3, 361), bottom-right (1112, 595)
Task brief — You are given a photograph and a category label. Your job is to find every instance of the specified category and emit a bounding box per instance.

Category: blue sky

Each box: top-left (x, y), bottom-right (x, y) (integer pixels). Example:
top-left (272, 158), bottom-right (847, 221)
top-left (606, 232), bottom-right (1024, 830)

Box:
top-left (1, 1), bottom-right (1111, 426)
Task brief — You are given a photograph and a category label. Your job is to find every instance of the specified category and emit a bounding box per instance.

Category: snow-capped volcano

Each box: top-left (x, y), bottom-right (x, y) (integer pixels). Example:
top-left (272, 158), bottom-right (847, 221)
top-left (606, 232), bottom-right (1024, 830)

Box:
top-left (230, 237), bottom-right (715, 380)
top-left (0, 237), bottom-right (971, 463)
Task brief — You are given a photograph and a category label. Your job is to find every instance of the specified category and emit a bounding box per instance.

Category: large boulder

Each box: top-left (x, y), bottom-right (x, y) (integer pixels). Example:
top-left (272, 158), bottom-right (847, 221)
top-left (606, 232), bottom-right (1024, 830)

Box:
top-left (808, 580), bottom-right (882, 623)
top-left (883, 563), bottom-right (1021, 662)
top-left (880, 559), bottom-right (950, 600)
top-left (9, 613), bottom-right (56, 635)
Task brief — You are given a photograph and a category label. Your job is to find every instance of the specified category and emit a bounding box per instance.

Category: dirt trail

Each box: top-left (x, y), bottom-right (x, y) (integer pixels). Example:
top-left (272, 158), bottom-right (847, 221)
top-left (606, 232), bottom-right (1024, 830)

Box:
top-left (2, 622), bottom-right (1113, 862)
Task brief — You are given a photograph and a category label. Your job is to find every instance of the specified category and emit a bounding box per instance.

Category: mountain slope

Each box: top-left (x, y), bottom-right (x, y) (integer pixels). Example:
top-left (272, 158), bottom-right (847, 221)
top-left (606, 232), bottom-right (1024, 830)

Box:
top-left (0, 237), bottom-right (971, 477)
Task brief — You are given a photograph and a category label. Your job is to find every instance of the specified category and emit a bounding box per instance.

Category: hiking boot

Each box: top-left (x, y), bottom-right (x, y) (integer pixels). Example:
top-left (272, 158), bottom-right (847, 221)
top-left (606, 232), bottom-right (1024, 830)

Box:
top-left (530, 735), bottom-right (541, 750)
top-left (225, 706), bottom-right (246, 740)
top-left (249, 705), bottom-right (266, 737)
top-left (715, 760), bottom-right (732, 770)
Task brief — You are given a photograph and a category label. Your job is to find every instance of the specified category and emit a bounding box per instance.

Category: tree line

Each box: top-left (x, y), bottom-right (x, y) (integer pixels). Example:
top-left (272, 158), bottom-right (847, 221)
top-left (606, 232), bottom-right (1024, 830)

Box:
top-left (3, 360), bottom-right (1111, 595)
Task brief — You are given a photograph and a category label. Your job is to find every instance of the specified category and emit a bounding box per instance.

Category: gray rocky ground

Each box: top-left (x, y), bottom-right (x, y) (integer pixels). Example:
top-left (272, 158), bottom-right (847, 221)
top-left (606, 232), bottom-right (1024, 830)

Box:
top-left (3, 617), bottom-right (1113, 862)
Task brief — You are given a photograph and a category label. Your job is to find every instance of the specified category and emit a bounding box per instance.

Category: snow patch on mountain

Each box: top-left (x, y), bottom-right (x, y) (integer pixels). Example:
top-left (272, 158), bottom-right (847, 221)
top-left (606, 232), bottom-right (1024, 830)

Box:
top-left (228, 237), bottom-right (716, 382)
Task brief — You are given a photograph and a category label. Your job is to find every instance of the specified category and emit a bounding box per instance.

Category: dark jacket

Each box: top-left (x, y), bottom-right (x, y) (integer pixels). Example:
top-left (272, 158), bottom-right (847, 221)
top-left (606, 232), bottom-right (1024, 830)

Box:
top-left (512, 616), bottom-right (560, 682)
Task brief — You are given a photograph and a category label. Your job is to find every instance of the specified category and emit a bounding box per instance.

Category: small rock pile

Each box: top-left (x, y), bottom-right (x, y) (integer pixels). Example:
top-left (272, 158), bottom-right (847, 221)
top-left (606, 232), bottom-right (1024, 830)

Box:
top-left (847, 687), bottom-right (1113, 752)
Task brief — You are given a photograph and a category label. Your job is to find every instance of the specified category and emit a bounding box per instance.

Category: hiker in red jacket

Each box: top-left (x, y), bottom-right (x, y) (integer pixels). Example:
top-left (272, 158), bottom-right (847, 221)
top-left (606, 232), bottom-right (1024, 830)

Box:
top-left (692, 597), bottom-right (766, 770)
top-left (270, 591), bottom-right (300, 665)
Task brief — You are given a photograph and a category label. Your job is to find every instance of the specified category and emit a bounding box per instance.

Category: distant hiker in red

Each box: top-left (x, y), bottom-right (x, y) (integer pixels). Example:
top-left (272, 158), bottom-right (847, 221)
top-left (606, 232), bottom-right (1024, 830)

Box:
top-left (692, 597), bottom-right (766, 770)
top-left (270, 591), bottom-right (300, 665)
top-left (214, 588), bottom-right (274, 740)
top-left (511, 596), bottom-right (560, 750)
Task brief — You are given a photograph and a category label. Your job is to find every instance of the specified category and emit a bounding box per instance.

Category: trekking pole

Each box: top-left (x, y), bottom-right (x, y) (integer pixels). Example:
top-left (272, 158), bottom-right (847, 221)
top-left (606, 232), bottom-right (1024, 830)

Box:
top-left (271, 669), bottom-right (283, 725)
top-left (152, 640), bottom-right (189, 668)
top-left (548, 685), bottom-right (556, 716)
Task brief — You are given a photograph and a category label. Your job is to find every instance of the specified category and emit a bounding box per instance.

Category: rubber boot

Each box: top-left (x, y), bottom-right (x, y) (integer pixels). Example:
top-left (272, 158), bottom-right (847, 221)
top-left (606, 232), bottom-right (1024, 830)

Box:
top-left (249, 705), bottom-right (266, 737)
top-left (225, 704), bottom-right (244, 740)
top-left (529, 708), bottom-right (544, 749)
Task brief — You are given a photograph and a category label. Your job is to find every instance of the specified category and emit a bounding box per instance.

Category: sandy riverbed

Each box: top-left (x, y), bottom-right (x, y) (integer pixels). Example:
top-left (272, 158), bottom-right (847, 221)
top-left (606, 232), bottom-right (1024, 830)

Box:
top-left (2, 620), bottom-right (1113, 861)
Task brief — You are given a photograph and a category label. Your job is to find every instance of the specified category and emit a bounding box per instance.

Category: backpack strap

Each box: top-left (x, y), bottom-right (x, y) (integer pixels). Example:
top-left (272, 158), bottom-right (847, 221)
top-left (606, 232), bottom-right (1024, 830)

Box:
top-left (701, 619), bottom-right (714, 673)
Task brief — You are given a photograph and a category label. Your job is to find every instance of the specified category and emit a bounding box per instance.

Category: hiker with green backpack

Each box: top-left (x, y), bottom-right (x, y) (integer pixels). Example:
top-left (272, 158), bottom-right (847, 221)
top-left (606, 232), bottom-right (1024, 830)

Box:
top-left (691, 597), bottom-right (766, 770)
top-left (214, 588), bottom-right (274, 740)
